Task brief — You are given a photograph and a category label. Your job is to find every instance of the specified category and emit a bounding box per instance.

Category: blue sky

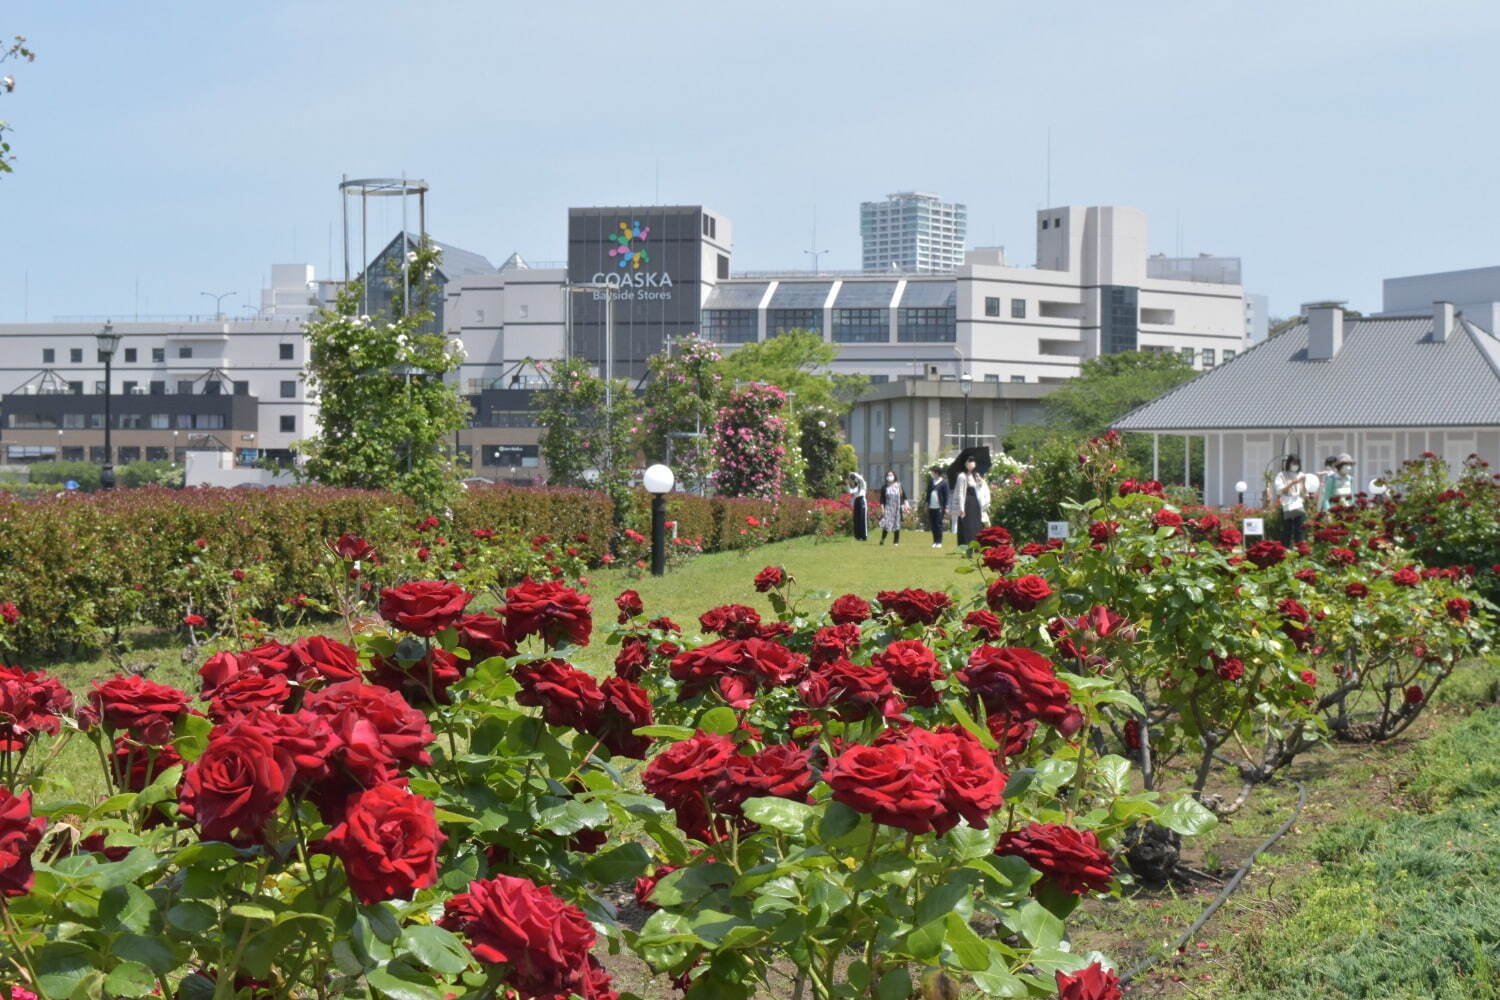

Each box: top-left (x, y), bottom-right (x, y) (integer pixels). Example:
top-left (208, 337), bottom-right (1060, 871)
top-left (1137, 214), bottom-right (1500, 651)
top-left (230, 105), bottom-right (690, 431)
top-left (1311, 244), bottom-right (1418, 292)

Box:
top-left (3, 0), bottom-right (1498, 323)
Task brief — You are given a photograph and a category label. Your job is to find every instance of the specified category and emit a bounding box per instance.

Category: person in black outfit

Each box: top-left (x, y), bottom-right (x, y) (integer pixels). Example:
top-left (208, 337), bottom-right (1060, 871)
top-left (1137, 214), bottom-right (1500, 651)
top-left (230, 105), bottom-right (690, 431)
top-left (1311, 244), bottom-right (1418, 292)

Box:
top-left (924, 466), bottom-right (949, 547)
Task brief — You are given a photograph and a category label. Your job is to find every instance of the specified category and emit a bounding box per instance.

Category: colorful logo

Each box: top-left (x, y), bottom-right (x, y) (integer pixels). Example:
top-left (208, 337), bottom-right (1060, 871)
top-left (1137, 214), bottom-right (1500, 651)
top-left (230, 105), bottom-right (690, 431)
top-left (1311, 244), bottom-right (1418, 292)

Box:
top-left (607, 220), bottom-right (651, 270)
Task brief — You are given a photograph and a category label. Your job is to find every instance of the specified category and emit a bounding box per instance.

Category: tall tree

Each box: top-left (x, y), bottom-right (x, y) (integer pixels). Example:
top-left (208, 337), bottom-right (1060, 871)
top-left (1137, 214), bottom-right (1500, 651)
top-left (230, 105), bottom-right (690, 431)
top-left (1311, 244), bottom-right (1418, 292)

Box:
top-left (638, 335), bottom-right (724, 494)
top-left (297, 241), bottom-right (469, 510)
top-left (718, 329), bottom-right (867, 411)
top-left (534, 357), bottom-right (639, 492)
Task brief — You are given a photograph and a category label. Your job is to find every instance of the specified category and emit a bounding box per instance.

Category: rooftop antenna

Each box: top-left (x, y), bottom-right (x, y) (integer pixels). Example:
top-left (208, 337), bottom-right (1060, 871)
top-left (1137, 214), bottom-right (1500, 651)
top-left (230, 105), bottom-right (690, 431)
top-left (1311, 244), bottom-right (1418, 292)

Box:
top-left (803, 205), bottom-right (828, 274)
top-left (1046, 125), bottom-right (1052, 207)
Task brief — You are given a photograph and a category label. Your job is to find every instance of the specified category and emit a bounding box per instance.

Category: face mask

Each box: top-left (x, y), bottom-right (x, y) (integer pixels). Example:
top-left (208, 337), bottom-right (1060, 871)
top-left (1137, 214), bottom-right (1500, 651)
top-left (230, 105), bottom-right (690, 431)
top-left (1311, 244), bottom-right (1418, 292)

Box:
top-left (886, 476), bottom-right (895, 483)
top-left (1289, 464), bottom-right (1300, 473)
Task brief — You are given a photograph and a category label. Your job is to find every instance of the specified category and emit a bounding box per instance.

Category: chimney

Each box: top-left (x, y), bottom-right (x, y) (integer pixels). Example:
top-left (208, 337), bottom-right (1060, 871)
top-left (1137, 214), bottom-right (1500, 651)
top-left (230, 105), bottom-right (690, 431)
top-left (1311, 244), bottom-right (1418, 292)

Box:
top-left (1306, 303), bottom-right (1344, 360)
top-left (1433, 301), bottom-right (1455, 343)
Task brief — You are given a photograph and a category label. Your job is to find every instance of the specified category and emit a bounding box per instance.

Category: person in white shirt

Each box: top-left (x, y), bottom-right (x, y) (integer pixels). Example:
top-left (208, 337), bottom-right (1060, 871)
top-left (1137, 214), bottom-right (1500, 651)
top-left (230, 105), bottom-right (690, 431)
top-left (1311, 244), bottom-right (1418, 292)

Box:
top-left (1272, 454), bottom-right (1313, 544)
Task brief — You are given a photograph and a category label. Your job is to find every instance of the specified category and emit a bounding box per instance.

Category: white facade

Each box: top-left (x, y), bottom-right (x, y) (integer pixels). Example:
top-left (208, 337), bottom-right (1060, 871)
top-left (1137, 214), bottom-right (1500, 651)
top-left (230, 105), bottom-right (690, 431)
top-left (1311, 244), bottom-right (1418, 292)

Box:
top-left (441, 261), bottom-right (569, 392)
top-left (1244, 293), bottom-right (1270, 343)
top-left (1383, 265), bottom-right (1500, 334)
top-left (860, 192), bottom-right (967, 273)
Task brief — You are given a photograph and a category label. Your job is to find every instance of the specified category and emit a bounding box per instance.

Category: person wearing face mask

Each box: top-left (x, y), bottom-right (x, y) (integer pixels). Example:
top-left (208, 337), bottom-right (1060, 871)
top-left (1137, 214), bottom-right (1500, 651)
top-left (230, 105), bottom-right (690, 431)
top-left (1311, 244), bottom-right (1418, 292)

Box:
top-left (877, 470), bottom-right (908, 545)
top-left (846, 472), bottom-right (869, 541)
top-left (1321, 453), bottom-right (1356, 512)
top-left (1273, 454), bottom-right (1312, 544)
top-left (925, 466), bottom-right (950, 548)
top-left (950, 457), bottom-right (989, 545)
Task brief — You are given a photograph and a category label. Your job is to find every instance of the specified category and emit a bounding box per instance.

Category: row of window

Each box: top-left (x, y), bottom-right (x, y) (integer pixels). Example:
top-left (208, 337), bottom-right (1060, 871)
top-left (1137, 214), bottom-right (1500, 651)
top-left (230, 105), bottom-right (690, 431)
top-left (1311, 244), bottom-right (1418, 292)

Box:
top-left (26, 379), bottom-right (296, 397)
top-left (984, 297), bottom-right (1028, 319)
top-left (38, 344), bottom-right (297, 365)
top-left (702, 308), bottom-right (958, 344)
top-left (7, 413), bottom-right (297, 432)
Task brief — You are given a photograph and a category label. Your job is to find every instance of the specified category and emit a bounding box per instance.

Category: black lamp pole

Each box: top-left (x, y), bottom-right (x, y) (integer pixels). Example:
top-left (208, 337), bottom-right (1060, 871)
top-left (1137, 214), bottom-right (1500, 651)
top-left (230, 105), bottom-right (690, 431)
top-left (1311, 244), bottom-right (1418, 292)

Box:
top-left (650, 493), bottom-right (667, 577)
top-left (96, 322), bottom-right (121, 489)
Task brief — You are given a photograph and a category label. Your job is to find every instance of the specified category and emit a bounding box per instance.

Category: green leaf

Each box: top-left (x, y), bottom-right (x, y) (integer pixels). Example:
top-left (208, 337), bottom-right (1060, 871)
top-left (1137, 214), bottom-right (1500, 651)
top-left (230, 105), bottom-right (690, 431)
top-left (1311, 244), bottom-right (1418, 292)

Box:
top-left (1007, 900), bottom-right (1064, 949)
top-left (916, 871), bottom-right (977, 925)
top-left (400, 924), bottom-right (472, 976)
top-left (633, 724), bottom-right (696, 741)
top-left (698, 706), bottom-right (738, 735)
top-left (99, 883), bottom-right (155, 934)
top-left (367, 962), bottom-right (444, 1000)
top-left (584, 842), bottom-right (652, 884)
top-left (229, 903), bottom-right (278, 921)
top-left (740, 797), bottom-right (814, 835)
top-left (1031, 758), bottom-right (1077, 796)
top-left (876, 968), bottom-right (913, 1000)
top-left (946, 698), bottom-right (999, 750)
top-left (167, 900), bottom-right (217, 933)
top-left (944, 912), bottom-right (991, 971)
top-left (34, 941), bottom-right (95, 998)
top-left (1095, 754), bottom-right (1131, 796)
top-left (93, 846), bottom-right (164, 890)
top-left (648, 863), bottom-right (734, 908)
top-left (816, 801), bottom-right (861, 842)
top-left (113, 932), bottom-right (178, 975)
top-left (173, 711), bottom-right (214, 762)
top-left (104, 960), bottom-right (158, 997)
top-left (905, 919), bottom-right (946, 962)
top-left (1157, 795), bottom-right (1218, 836)
top-left (537, 798), bottom-right (609, 836)
top-left (1001, 769), bottom-right (1036, 799)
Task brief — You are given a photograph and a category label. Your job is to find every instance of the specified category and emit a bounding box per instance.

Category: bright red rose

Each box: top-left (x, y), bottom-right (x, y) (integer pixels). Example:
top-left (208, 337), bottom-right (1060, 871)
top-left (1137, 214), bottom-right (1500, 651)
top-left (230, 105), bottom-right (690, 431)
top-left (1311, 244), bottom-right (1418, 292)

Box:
top-left (237, 709), bottom-right (334, 788)
top-left (919, 727), bottom-right (1007, 834)
top-left (1087, 521), bottom-right (1119, 544)
top-left (590, 677), bottom-right (654, 758)
top-left (642, 731), bottom-right (736, 808)
top-left (1345, 581), bottom-right (1370, 598)
top-left (289, 635), bottom-right (363, 686)
top-left (754, 566), bottom-right (787, 592)
top-left (183, 613), bottom-right (206, 627)
top-left (378, 580), bottom-right (473, 637)
top-left (1389, 566), bottom-right (1419, 587)
top-left (1445, 597), bottom-right (1472, 622)
top-left (514, 659), bottom-right (605, 731)
top-left (823, 740), bottom-right (946, 834)
top-left (982, 545), bottom-right (1019, 573)
top-left (324, 783), bottom-right (446, 905)
top-left (1151, 509), bottom-right (1184, 529)
top-left (330, 533), bottom-right (375, 561)
top-left (698, 604), bottom-right (762, 639)
top-left (876, 589), bottom-right (954, 626)
top-left (829, 594), bottom-right (872, 625)
top-left (1405, 685), bottom-right (1425, 704)
top-left (1019, 542), bottom-right (1049, 557)
top-left (995, 822), bottom-right (1114, 896)
top-left (0, 789), bottom-right (45, 897)
top-left (958, 647), bottom-right (1080, 734)
top-left (964, 609), bottom-right (1004, 641)
top-left (0, 602), bottom-right (18, 625)
top-left (367, 648), bottom-right (464, 706)
top-left (84, 675), bottom-right (191, 744)
top-left (810, 623), bottom-right (863, 667)
top-left (669, 638), bottom-right (807, 707)
top-left (716, 743), bottom-right (815, 812)
top-left (455, 614), bottom-right (516, 662)
top-left (873, 639), bottom-right (945, 706)
top-left (438, 875), bottom-right (601, 1000)
top-left (207, 668), bottom-right (292, 722)
top-left (615, 589), bottom-right (644, 623)
top-left (1277, 598), bottom-right (1311, 623)
top-left (1216, 526), bottom-right (1244, 549)
top-left (797, 659), bottom-right (901, 721)
top-left (1211, 653), bottom-right (1245, 682)
top-left (613, 635), bottom-right (651, 681)
top-left (0, 665), bottom-right (72, 751)
top-left (305, 680), bottom-right (434, 784)
top-left (986, 712), bottom-right (1038, 761)
top-left (999, 575), bottom-right (1053, 612)
top-left (1328, 547), bottom-right (1358, 566)
top-left (1056, 961), bottom-right (1123, 1000)
top-left (975, 526), bottom-right (1013, 548)
top-left (504, 579), bottom-right (592, 648)
top-left (1246, 540), bottom-right (1288, 568)
top-left (180, 719), bottom-right (294, 845)
top-left (245, 641), bottom-right (297, 678)
top-left (1298, 669), bottom-right (1319, 687)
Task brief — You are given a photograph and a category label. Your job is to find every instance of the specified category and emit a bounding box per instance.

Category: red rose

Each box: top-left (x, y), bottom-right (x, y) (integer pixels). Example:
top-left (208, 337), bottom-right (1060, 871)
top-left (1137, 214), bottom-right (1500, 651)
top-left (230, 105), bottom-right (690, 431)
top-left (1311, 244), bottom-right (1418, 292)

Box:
top-left (1087, 521), bottom-right (1119, 544)
top-left (1151, 509), bottom-right (1183, 529)
top-left (180, 718), bottom-right (294, 845)
top-left (503, 579), bottom-right (593, 648)
top-left (876, 589), bottom-right (954, 626)
top-left (590, 677), bottom-right (654, 758)
top-left (987, 713), bottom-right (1037, 760)
top-left (810, 623), bottom-right (863, 666)
top-left (797, 659), bottom-right (900, 721)
top-left (455, 614), bottom-right (516, 662)
top-left (1216, 527), bottom-right (1243, 549)
top-left (995, 822), bottom-right (1114, 896)
top-left (642, 731), bottom-right (736, 808)
top-left (438, 875), bottom-right (602, 1000)
top-left (754, 566), bottom-right (787, 592)
top-left (330, 533), bottom-right (375, 561)
top-left (982, 545), bottom-right (1018, 573)
top-left (238, 709), bottom-right (334, 789)
top-left (999, 575), bottom-right (1053, 613)
top-left (648, 615), bottom-right (681, 634)
top-left (1056, 961), bottom-right (1123, 1000)
top-left (1405, 685), bottom-right (1425, 704)
top-left (305, 680), bottom-right (435, 785)
top-left (823, 740), bottom-right (946, 834)
top-left (918, 727), bottom-right (1007, 834)
top-left (1391, 567), bottom-right (1421, 588)
top-left (183, 613), bottom-right (207, 627)
top-left (1019, 542), bottom-right (1048, 557)
top-left (613, 635), bottom-right (651, 681)
top-left (289, 635), bottom-right (363, 686)
top-left (669, 638), bottom-right (806, 707)
top-left (0, 665), bottom-right (72, 751)
top-left (207, 668), bottom-right (292, 722)
top-left (1211, 653), bottom-right (1245, 682)
top-left (1277, 598), bottom-right (1311, 623)
top-left (244, 641), bottom-right (297, 678)
top-left (975, 526), bottom-right (1013, 548)
top-left (0, 789), bottom-right (46, 897)
top-left (1246, 540), bottom-right (1287, 568)
top-left (1345, 581), bottom-right (1369, 598)
top-left (873, 640), bottom-right (945, 706)
top-left (716, 743), bottom-right (815, 812)
top-left (958, 647), bottom-right (1080, 734)
top-left (963, 610), bottom-right (1004, 641)
top-left (1298, 669), bottom-right (1319, 687)
top-left (829, 594), bottom-right (872, 625)
top-left (633, 864), bottom-right (678, 911)
top-left (379, 580), bottom-right (473, 637)
top-left (514, 659), bottom-right (605, 731)
top-left (84, 675), bottom-right (191, 744)
top-left (367, 647), bottom-right (464, 706)
top-left (615, 589), bottom-right (644, 623)
top-left (1445, 597), bottom-right (1472, 622)
top-left (324, 783), bottom-right (446, 905)
top-left (0, 602), bottom-right (18, 625)
top-left (698, 604), bottom-right (762, 639)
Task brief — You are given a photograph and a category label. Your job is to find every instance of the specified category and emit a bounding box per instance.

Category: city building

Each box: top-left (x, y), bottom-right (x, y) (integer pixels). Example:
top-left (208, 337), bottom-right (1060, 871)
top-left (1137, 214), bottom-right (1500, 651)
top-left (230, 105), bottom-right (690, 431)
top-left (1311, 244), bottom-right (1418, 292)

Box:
top-left (1112, 303), bottom-right (1500, 505)
top-left (1382, 264), bottom-right (1500, 334)
top-left (1147, 253), bottom-right (1269, 344)
top-left (1244, 292), bottom-right (1270, 344)
top-left (362, 232), bottom-right (497, 333)
top-left (860, 192), bottom-right (967, 273)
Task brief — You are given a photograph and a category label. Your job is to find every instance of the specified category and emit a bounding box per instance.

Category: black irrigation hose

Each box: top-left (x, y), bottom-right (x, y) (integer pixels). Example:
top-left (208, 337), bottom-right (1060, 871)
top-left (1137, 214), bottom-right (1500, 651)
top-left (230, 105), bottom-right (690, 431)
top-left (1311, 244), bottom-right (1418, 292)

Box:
top-left (1119, 782), bottom-right (1308, 987)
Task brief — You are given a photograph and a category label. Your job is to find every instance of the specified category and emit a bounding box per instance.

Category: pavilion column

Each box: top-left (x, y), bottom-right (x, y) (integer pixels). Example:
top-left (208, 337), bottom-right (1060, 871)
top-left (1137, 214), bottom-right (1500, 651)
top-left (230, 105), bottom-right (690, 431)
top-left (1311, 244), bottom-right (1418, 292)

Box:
top-left (1152, 434), bottom-right (1159, 481)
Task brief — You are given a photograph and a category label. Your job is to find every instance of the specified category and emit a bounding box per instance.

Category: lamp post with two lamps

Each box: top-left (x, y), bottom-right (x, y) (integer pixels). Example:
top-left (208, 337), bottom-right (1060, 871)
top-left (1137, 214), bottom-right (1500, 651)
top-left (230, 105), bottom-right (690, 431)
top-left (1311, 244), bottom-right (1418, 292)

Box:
top-left (95, 322), bottom-right (123, 489)
top-left (643, 464), bottom-right (675, 577)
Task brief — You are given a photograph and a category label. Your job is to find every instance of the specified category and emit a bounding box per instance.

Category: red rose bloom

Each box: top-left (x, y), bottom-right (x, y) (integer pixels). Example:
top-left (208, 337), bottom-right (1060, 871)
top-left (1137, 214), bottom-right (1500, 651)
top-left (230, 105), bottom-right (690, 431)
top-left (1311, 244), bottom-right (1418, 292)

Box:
top-left (1151, 509), bottom-right (1183, 529)
top-left (0, 789), bottom-right (45, 897)
top-left (455, 614), bottom-right (516, 662)
top-left (438, 875), bottom-right (603, 1000)
top-left (0, 665), bottom-right (72, 751)
top-left (1212, 653), bottom-right (1245, 682)
top-left (982, 545), bottom-right (1019, 573)
top-left (1277, 598), bottom-right (1311, 623)
top-left (975, 526), bottom-right (1013, 548)
top-left (1216, 526), bottom-right (1244, 549)
top-left (987, 712), bottom-right (1038, 760)
top-left (810, 623), bottom-right (863, 667)
top-left (958, 647), bottom-right (1080, 734)
top-left (289, 635), bottom-right (363, 686)
top-left (1056, 961), bottom-right (1123, 1000)
top-left (514, 659), bottom-right (605, 731)
top-left (919, 727), bottom-right (1007, 834)
top-left (324, 783), bottom-right (446, 905)
top-left (642, 731), bottom-right (737, 809)
top-left (873, 640), bottom-right (945, 706)
top-left (698, 604), bottom-right (762, 639)
top-left (613, 635), bottom-right (651, 681)
top-left (590, 677), bottom-right (654, 758)
top-left (238, 709), bottom-right (334, 789)
top-left (995, 822), bottom-right (1114, 896)
top-left (1246, 540), bottom-right (1288, 568)
top-left (183, 613), bottom-right (206, 627)
top-left (378, 580), bottom-right (473, 637)
top-left (615, 589), bottom-right (644, 622)
top-left (330, 533), bottom-right (375, 561)
top-left (1390, 567), bottom-right (1420, 588)
top-left (823, 740), bottom-right (946, 834)
top-left (503, 579), bottom-right (593, 648)
top-left (829, 594), bottom-right (872, 625)
top-left (207, 668), bottom-right (292, 722)
top-left (180, 718), bottom-right (294, 845)
top-left (84, 675), bottom-right (191, 744)
top-left (1445, 597), bottom-right (1472, 622)
top-left (1087, 521), bottom-right (1119, 544)
top-left (669, 638), bottom-right (807, 707)
top-left (797, 659), bottom-right (901, 721)
top-left (963, 609), bottom-right (1004, 641)
top-left (1405, 685), bottom-right (1425, 704)
top-left (1328, 547), bottom-right (1358, 566)
top-left (1345, 581), bottom-right (1369, 598)
top-left (1001, 575), bottom-right (1053, 612)
top-left (305, 680), bottom-right (435, 784)
top-left (716, 743), bottom-right (816, 812)
top-left (0, 602), bottom-right (18, 625)
top-left (754, 566), bottom-right (787, 592)
top-left (876, 588), bottom-right (954, 626)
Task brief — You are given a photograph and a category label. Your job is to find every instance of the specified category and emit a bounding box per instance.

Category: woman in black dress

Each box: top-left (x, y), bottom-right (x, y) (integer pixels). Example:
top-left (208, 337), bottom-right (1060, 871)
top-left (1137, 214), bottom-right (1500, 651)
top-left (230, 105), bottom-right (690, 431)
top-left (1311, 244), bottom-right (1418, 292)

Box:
top-left (846, 472), bottom-right (869, 541)
top-left (950, 458), bottom-right (986, 545)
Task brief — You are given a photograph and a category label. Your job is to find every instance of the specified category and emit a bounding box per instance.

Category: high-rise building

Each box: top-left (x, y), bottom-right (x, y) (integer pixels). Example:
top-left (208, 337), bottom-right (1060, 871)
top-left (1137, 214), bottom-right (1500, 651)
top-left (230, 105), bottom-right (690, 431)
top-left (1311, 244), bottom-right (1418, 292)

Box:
top-left (859, 192), bottom-right (967, 273)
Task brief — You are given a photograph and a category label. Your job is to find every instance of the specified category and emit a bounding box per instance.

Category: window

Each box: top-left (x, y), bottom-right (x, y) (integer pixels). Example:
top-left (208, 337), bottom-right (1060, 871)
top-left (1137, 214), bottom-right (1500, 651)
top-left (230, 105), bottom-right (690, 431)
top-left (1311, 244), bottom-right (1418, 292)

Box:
top-left (176, 413), bottom-right (194, 429)
top-left (203, 381), bottom-right (221, 396)
top-left (122, 381), bottom-right (138, 394)
top-left (6, 413), bottom-right (57, 429)
top-left (68, 381), bottom-right (83, 395)
top-left (89, 445), bottom-right (109, 463)
top-left (516, 305), bottom-right (527, 318)
top-left (5, 446), bottom-right (58, 463)
top-left (70, 348), bottom-right (83, 363)
top-left (42, 348), bottom-right (54, 363)
top-left (717, 254), bottom-right (729, 280)
top-left (117, 447), bottom-right (141, 464)
top-left (149, 414), bottom-right (170, 429)
top-left (196, 414), bottom-right (225, 429)
top-left (832, 307), bottom-right (889, 343)
top-left (1011, 375), bottom-right (1026, 383)
top-left (93, 380), bottom-right (106, 395)
top-left (61, 447), bottom-right (85, 462)
top-left (1041, 219), bottom-right (1049, 230)
top-left (145, 447), bottom-right (168, 463)
top-left (279, 381), bottom-right (296, 398)
top-left (481, 444), bottom-right (540, 468)
top-left (1223, 350), bottom-right (1236, 362)
top-left (1101, 286), bottom-right (1139, 354)
top-left (1202, 348), bottom-right (1217, 367)
top-left (1180, 347), bottom-right (1195, 362)
top-left (766, 308), bottom-right (822, 337)
top-left (1011, 299), bottom-right (1026, 319)
top-left (984, 297), bottom-right (1001, 317)
top-left (233, 381), bottom-right (249, 396)
top-left (149, 381), bottom-right (165, 395)
top-left (1054, 217), bottom-right (1061, 227)
top-left (279, 415), bottom-right (296, 433)
top-left (702, 310), bottom-right (758, 344)
top-left (279, 343), bottom-right (294, 360)
top-left (61, 413), bottom-right (86, 429)
top-left (898, 307), bottom-right (956, 343)
top-left (177, 381), bottom-right (194, 395)
top-left (984, 373), bottom-right (1000, 382)
top-left (178, 347), bottom-right (192, 359)
top-left (118, 414), bottom-right (143, 429)
top-left (152, 348), bottom-right (165, 363)
top-left (868, 375), bottom-right (890, 384)
top-left (124, 348), bottom-right (137, 363)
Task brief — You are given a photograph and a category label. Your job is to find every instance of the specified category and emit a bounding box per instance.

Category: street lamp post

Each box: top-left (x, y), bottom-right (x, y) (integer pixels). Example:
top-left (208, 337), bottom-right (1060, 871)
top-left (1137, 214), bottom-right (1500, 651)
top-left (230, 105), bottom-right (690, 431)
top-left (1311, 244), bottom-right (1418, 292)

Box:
top-left (200, 291), bottom-right (236, 320)
top-left (959, 372), bottom-right (973, 449)
top-left (643, 464), bottom-right (675, 578)
top-left (1235, 479), bottom-right (1248, 507)
top-left (886, 425), bottom-right (896, 479)
top-left (95, 322), bottom-right (122, 489)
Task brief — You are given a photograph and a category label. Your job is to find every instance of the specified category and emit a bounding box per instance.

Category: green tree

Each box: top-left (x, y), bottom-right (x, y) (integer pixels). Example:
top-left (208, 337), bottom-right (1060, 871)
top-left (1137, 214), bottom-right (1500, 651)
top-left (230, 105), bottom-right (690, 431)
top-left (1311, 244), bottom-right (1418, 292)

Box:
top-left (639, 335), bottom-right (724, 493)
top-left (1, 35), bottom-right (36, 176)
top-left (797, 405), bottom-right (846, 499)
top-left (297, 241), bottom-right (468, 510)
top-left (719, 329), bottom-right (867, 411)
top-left (535, 357), bottom-right (639, 492)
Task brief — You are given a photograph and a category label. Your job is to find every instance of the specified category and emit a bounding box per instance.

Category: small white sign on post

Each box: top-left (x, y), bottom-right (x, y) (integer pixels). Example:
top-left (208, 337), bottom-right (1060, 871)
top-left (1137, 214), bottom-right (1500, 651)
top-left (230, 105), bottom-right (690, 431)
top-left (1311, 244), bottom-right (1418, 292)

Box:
top-left (1046, 521), bottom-right (1070, 540)
top-left (1242, 517), bottom-right (1265, 537)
